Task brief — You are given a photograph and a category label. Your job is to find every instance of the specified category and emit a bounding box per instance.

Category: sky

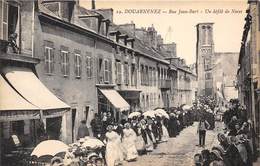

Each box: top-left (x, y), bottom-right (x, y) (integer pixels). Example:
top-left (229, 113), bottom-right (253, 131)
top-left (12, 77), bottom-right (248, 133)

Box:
top-left (80, 0), bottom-right (248, 65)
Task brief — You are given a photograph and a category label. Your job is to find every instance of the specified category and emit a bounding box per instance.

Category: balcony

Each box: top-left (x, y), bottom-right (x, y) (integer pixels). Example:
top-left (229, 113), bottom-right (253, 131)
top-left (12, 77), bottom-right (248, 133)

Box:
top-left (0, 40), bottom-right (40, 65)
top-left (159, 79), bottom-right (171, 89)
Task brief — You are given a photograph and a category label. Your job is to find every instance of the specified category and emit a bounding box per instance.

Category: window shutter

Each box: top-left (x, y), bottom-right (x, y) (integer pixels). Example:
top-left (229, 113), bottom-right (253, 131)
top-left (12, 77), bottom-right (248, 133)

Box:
top-left (115, 61), bottom-right (118, 84)
top-left (96, 57), bottom-right (99, 82)
top-left (60, 51), bottom-right (64, 76)
top-left (0, 1), bottom-right (2, 39)
top-left (86, 56), bottom-right (89, 77)
top-left (100, 58), bottom-right (104, 82)
top-left (44, 47), bottom-right (48, 73)
top-left (79, 55), bottom-right (82, 77)
top-left (2, 1), bottom-right (8, 40)
top-left (67, 52), bottom-right (70, 76)
top-left (109, 59), bottom-right (112, 83)
top-left (90, 56), bottom-right (93, 78)
top-left (74, 54), bottom-right (77, 77)
top-left (51, 49), bottom-right (55, 74)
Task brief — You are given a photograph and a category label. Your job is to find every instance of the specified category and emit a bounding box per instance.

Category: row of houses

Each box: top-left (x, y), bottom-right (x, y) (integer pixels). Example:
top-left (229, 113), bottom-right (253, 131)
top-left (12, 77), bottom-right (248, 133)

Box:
top-left (237, 0), bottom-right (260, 151)
top-left (0, 0), bottom-right (197, 159)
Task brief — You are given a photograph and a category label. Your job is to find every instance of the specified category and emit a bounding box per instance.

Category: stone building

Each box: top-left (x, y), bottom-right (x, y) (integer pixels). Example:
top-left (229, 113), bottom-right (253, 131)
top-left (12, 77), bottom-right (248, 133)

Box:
top-left (213, 52), bottom-right (239, 104)
top-left (0, 0), bottom-right (70, 164)
top-left (196, 23), bottom-right (239, 104)
top-left (237, 0), bottom-right (260, 150)
top-left (0, 2), bottom-right (197, 162)
top-left (196, 23), bottom-right (214, 96)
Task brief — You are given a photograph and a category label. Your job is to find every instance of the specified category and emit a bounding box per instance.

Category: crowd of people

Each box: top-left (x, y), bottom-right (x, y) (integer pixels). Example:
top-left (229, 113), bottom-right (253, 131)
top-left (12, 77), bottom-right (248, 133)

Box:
top-left (194, 98), bottom-right (258, 166)
top-left (63, 106), bottom-right (196, 166)
top-left (44, 96), bottom-right (260, 166)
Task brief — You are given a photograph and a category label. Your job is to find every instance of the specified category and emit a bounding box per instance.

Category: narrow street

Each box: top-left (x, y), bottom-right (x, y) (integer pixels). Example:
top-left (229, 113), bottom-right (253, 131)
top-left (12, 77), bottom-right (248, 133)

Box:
top-left (124, 122), bottom-right (223, 166)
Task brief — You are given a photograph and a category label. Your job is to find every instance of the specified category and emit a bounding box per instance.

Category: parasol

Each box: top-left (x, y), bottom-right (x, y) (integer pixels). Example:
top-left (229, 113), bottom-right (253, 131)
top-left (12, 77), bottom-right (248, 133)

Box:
top-left (82, 137), bottom-right (105, 149)
top-left (31, 140), bottom-right (69, 157)
top-left (182, 105), bottom-right (192, 110)
top-left (128, 111), bottom-right (141, 119)
top-left (155, 108), bottom-right (168, 115)
top-left (142, 110), bottom-right (156, 118)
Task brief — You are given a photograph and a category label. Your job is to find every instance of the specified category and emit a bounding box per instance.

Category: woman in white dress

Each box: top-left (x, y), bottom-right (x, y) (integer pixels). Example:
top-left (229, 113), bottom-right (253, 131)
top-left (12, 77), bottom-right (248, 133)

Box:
top-left (105, 125), bottom-right (123, 166)
top-left (122, 123), bottom-right (138, 161)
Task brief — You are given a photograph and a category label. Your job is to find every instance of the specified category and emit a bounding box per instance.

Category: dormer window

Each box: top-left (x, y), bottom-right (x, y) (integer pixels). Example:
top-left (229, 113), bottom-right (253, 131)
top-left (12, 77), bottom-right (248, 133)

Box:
top-left (43, 2), bottom-right (61, 17)
top-left (42, 1), bottom-right (75, 22)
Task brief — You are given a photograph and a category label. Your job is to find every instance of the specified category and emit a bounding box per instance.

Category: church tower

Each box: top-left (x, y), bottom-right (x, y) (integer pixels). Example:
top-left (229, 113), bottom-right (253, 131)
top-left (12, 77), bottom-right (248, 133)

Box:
top-left (196, 23), bottom-right (214, 96)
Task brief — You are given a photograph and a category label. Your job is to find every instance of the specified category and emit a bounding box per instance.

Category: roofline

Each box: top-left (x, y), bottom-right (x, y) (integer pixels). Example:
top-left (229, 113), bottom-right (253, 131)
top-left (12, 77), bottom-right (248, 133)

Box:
top-left (38, 10), bottom-right (170, 65)
top-left (196, 23), bottom-right (214, 27)
top-left (38, 11), bottom-right (114, 45)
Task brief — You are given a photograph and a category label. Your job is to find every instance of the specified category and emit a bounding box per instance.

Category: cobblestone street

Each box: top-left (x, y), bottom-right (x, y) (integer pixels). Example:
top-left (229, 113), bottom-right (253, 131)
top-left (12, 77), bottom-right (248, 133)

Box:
top-left (124, 122), bottom-right (223, 166)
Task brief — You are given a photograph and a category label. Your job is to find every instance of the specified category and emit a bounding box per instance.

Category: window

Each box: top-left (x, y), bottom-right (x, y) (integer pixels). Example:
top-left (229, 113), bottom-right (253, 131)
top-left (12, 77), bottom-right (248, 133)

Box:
top-left (61, 49), bottom-right (69, 77)
top-left (86, 52), bottom-right (93, 79)
top-left (116, 61), bottom-right (122, 84)
top-left (43, 2), bottom-right (61, 17)
top-left (201, 26), bottom-right (206, 45)
top-left (124, 63), bottom-right (129, 85)
top-left (74, 53), bottom-right (82, 78)
top-left (131, 64), bottom-right (136, 86)
top-left (141, 65), bottom-right (144, 85)
top-left (146, 95), bottom-right (149, 109)
top-left (44, 43), bottom-right (54, 75)
top-left (149, 67), bottom-right (153, 86)
top-left (104, 59), bottom-right (109, 83)
top-left (145, 66), bottom-right (149, 86)
top-left (205, 73), bottom-right (212, 80)
top-left (1, 0), bottom-right (8, 40)
top-left (150, 93), bottom-right (153, 106)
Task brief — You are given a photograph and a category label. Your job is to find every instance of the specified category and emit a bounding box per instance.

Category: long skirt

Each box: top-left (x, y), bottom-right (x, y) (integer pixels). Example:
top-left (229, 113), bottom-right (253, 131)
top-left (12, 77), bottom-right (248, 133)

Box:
top-left (106, 141), bottom-right (124, 166)
top-left (161, 125), bottom-right (169, 142)
top-left (122, 137), bottom-right (138, 161)
top-left (135, 134), bottom-right (146, 152)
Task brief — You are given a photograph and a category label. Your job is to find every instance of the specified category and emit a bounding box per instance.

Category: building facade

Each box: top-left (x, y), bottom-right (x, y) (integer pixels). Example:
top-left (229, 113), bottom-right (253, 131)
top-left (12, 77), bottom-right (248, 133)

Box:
top-left (237, 0), bottom-right (260, 150)
top-left (0, 0), bottom-right (197, 154)
top-left (196, 23), bottom-right (239, 105)
top-left (196, 23), bottom-right (214, 96)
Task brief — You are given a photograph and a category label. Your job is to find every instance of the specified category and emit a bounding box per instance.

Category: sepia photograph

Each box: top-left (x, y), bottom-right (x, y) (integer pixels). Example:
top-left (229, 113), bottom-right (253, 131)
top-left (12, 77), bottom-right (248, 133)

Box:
top-left (0, 0), bottom-right (259, 165)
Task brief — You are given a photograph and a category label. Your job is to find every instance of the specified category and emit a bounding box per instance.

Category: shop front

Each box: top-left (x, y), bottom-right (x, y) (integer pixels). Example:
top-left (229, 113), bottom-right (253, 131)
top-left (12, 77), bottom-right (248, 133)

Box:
top-left (0, 66), bottom-right (70, 165)
top-left (118, 90), bottom-right (142, 113)
top-left (98, 88), bottom-right (130, 123)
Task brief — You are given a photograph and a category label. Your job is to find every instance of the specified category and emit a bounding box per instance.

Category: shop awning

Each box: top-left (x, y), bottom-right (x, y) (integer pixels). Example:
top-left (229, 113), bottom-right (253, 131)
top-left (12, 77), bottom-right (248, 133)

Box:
top-left (99, 88), bottom-right (130, 112)
top-left (2, 66), bottom-right (70, 110)
top-left (0, 75), bottom-right (40, 121)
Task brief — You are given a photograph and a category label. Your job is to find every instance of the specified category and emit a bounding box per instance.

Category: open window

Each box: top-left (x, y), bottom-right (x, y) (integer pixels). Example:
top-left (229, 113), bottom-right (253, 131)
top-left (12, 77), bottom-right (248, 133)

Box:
top-left (1, 0), bottom-right (19, 42)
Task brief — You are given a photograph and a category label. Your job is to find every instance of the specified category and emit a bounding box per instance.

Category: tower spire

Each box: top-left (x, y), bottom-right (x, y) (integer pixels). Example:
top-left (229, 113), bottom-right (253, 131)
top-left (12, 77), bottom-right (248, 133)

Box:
top-left (92, 0), bottom-right (96, 9)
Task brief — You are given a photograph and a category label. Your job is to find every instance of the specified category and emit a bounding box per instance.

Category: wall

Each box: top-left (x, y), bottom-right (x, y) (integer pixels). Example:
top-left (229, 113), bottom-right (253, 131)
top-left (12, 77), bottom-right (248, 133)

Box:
top-left (34, 15), bottom-right (113, 143)
top-left (213, 52), bottom-right (239, 101)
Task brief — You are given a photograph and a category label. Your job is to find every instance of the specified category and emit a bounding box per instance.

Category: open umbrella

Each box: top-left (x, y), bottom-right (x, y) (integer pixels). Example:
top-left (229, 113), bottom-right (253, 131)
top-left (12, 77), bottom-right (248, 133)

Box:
top-left (128, 111), bottom-right (141, 119)
top-left (142, 110), bottom-right (156, 118)
top-left (155, 108), bottom-right (167, 115)
top-left (182, 105), bottom-right (192, 110)
top-left (31, 140), bottom-right (69, 158)
top-left (82, 137), bottom-right (105, 149)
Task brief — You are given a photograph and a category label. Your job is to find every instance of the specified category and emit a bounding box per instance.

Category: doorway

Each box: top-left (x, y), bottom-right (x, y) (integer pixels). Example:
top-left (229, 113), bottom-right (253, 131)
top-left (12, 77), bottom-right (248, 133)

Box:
top-left (71, 109), bottom-right (77, 142)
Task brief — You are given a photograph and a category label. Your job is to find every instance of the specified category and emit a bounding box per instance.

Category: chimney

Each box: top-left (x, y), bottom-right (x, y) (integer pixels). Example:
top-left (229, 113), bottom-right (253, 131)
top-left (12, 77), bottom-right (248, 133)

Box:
top-left (92, 0), bottom-right (96, 9)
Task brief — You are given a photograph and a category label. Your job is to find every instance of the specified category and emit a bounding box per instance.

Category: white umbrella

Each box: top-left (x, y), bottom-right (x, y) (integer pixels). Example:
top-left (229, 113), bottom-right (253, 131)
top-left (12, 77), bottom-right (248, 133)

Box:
top-left (82, 137), bottom-right (105, 149)
top-left (128, 111), bottom-right (141, 119)
top-left (142, 110), bottom-right (156, 118)
top-left (155, 109), bottom-right (168, 116)
top-left (182, 105), bottom-right (192, 110)
top-left (31, 140), bottom-right (69, 157)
